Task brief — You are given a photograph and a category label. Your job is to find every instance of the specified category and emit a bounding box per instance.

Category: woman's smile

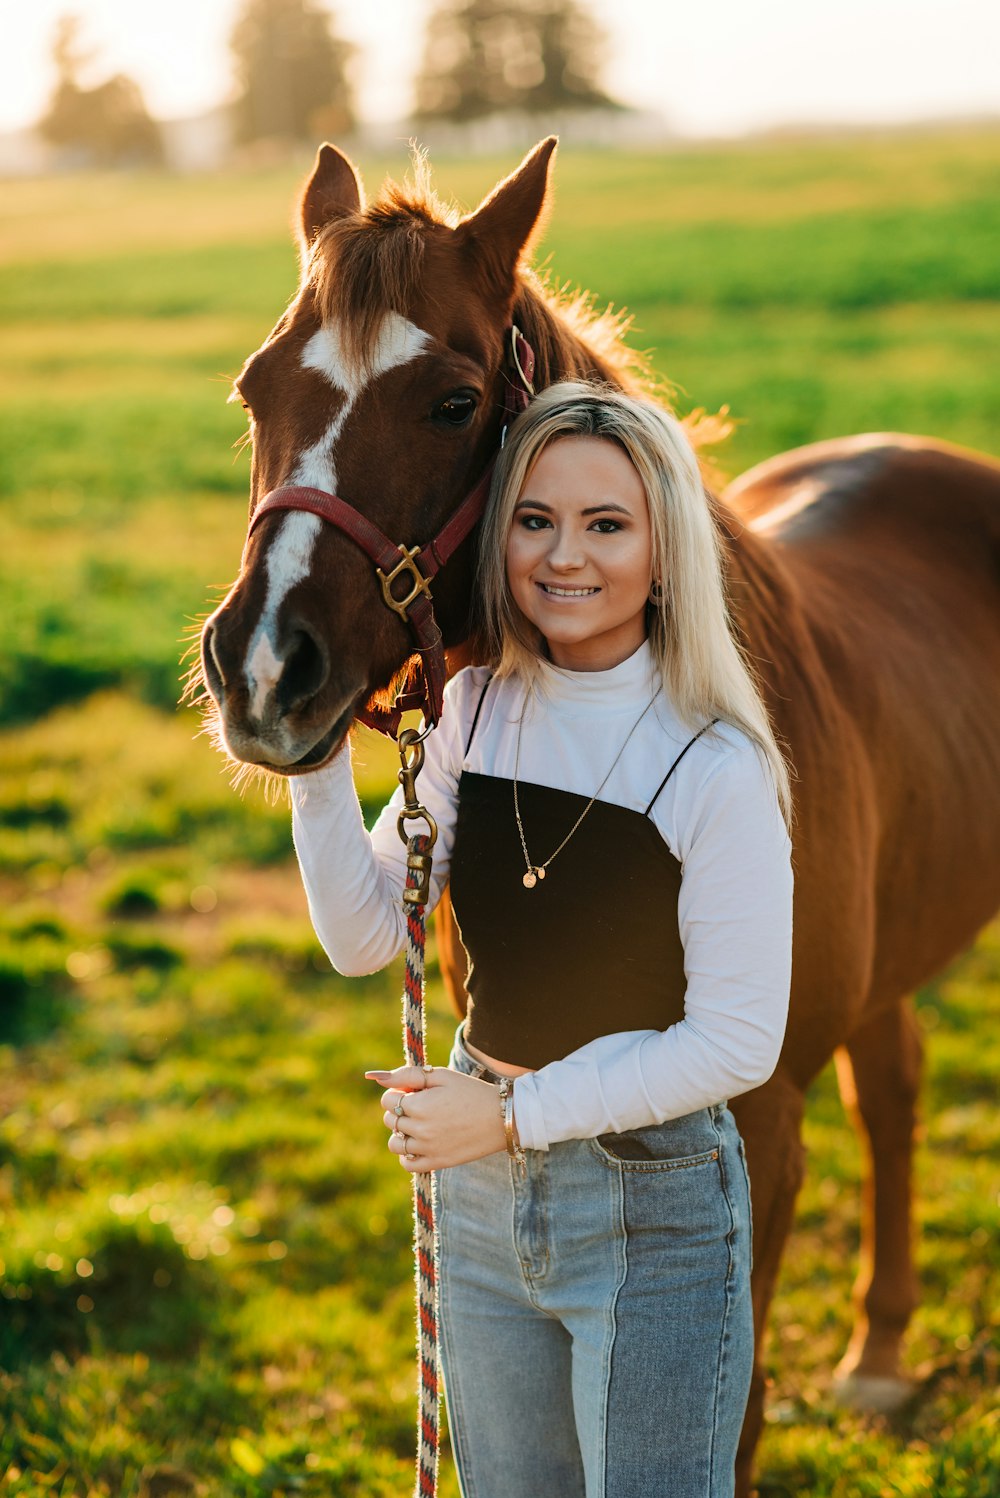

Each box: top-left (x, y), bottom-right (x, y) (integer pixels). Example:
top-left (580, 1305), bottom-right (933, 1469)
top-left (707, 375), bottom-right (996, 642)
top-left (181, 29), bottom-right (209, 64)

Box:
top-left (535, 582), bottom-right (601, 598)
top-left (506, 434), bottom-right (655, 671)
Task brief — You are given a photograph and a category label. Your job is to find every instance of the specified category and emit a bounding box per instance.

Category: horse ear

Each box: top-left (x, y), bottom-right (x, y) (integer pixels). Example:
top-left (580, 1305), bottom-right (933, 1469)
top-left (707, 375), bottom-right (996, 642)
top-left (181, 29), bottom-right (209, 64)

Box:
top-left (299, 144), bottom-right (364, 253)
top-left (457, 136), bottom-right (557, 297)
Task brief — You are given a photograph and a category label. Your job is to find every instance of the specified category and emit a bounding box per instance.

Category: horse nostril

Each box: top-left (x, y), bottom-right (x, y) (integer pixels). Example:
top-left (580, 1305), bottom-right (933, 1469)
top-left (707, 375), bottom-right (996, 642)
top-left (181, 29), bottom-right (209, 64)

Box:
top-left (280, 621), bottom-right (330, 712)
top-left (202, 620), bottom-right (226, 699)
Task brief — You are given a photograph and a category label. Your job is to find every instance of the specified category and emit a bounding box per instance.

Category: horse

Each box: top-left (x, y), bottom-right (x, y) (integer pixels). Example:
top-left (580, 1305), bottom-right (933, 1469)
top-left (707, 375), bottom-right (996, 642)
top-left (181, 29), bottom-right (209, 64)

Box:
top-left (197, 137), bottom-right (1000, 1492)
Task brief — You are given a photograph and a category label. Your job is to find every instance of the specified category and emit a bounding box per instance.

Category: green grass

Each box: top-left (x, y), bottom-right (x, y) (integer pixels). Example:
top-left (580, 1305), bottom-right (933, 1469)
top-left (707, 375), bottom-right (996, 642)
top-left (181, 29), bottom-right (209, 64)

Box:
top-left (1, 128), bottom-right (998, 1494)
top-left (0, 686), bottom-right (996, 1494)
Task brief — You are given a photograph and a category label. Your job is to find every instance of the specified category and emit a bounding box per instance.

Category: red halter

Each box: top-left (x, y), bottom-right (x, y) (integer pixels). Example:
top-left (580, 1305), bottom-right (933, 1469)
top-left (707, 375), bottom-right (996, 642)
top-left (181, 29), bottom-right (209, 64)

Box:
top-left (245, 326), bottom-right (536, 738)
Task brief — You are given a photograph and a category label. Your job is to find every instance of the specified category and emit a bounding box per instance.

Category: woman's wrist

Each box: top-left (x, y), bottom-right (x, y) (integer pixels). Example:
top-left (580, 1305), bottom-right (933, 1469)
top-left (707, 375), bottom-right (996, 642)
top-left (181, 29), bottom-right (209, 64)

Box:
top-left (497, 1078), bottom-right (527, 1171)
top-left (289, 733), bottom-right (353, 800)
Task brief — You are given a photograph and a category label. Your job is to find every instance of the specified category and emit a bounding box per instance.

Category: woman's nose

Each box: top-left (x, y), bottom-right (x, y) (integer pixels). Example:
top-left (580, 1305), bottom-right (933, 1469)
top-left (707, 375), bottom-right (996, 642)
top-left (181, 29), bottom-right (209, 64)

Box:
top-left (546, 527), bottom-right (585, 569)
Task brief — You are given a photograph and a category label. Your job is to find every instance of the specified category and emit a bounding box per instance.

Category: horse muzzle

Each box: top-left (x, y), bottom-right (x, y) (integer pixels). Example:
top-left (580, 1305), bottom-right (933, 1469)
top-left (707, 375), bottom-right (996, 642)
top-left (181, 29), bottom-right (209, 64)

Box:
top-left (200, 606), bottom-right (359, 772)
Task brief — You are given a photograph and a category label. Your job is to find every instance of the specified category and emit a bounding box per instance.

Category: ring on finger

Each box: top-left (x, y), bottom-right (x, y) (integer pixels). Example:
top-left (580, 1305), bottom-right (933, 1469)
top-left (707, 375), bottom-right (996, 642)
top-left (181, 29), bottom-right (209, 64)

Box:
top-left (393, 1098), bottom-right (406, 1118)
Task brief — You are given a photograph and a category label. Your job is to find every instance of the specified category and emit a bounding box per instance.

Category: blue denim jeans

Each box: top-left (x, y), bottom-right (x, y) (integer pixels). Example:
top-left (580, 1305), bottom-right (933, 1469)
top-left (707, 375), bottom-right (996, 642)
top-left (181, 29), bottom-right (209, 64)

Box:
top-left (434, 1022), bottom-right (754, 1498)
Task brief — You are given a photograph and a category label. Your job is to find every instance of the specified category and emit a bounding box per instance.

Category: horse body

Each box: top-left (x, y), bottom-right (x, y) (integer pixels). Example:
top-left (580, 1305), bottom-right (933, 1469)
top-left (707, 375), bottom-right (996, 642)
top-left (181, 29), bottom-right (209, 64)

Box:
top-left (720, 433), bottom-right (1000, 1438)
top-left (735, 435), bottom-right (1000, 1013)
top-left (198, 139), bottom-right (1000, 1488)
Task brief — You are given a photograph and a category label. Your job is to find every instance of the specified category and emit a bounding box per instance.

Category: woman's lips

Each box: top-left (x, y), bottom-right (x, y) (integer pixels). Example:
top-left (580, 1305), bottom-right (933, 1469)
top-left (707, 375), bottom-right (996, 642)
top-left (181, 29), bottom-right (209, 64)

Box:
top-left (535, 582), bottom-right (600, 597)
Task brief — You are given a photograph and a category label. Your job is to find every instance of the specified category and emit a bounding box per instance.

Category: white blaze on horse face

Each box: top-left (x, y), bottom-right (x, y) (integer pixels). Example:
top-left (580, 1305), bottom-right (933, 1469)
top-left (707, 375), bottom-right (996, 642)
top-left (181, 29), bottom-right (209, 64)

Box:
top-left (244, 312), bottom-right (430, 725)
top-left (246, 510), bottom-right (322, 721)
top-left (294, 312), bottom-right (431, 490)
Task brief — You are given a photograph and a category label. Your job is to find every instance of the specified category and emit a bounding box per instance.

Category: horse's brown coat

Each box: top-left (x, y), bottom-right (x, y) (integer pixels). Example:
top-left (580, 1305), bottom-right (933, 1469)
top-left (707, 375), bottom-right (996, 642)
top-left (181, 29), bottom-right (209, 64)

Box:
top-left (199, 141), bottom-right (1000, 1491)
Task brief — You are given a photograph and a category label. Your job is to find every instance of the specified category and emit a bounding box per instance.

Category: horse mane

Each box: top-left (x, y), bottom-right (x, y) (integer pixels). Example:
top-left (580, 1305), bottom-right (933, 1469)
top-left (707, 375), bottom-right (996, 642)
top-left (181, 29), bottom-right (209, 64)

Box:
top-left (307, 157), bottom-right (733, 469)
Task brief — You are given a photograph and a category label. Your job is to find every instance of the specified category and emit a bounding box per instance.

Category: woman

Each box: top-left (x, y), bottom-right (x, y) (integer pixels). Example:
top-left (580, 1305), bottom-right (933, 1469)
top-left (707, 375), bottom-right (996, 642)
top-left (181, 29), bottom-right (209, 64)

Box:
top-left (290, 382), bottom-right (794, 1497)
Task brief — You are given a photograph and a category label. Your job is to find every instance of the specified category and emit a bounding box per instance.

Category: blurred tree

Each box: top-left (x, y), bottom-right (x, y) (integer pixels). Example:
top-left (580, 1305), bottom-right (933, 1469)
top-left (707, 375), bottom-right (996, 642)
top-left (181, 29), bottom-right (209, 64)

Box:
top-left (230, 0), bottom-right (356, 146)
top-left (38, 15), bottom-right (164, 167)
top-left (415, 0), bottom-right (617, 122)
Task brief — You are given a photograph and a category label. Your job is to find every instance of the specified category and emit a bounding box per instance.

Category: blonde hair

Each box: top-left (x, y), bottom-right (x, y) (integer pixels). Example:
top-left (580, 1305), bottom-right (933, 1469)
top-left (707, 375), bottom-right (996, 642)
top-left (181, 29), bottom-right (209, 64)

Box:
top-left (477, 382), bottom-right (794, 828)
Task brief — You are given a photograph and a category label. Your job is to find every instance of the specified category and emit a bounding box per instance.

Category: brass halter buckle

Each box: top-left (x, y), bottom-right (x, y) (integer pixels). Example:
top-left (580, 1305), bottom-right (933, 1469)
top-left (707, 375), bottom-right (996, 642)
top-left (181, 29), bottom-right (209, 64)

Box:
top-left (377, 545), bottom-right (434, 620)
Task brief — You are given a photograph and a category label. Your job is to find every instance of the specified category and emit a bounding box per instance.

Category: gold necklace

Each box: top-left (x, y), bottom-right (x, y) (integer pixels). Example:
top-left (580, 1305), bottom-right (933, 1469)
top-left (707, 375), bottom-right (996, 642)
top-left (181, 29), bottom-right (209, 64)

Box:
top-left (513, 687), bottom-right (658, 889)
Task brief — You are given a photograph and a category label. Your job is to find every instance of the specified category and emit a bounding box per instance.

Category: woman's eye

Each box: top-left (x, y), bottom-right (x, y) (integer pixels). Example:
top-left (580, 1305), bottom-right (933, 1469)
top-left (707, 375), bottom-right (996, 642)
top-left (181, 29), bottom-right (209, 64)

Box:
top-left (432, 391), bottom-right (478, 426)
top-left (519, 514), bottom-right (551, 530)
top-left (591, 518), bottom-right (623, 533)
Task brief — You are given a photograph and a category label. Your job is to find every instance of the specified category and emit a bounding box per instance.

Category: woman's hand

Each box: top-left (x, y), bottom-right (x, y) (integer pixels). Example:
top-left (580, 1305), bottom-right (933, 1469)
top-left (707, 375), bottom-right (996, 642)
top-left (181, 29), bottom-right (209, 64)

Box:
top-left (363, 1065), bottom-right (509, 1172)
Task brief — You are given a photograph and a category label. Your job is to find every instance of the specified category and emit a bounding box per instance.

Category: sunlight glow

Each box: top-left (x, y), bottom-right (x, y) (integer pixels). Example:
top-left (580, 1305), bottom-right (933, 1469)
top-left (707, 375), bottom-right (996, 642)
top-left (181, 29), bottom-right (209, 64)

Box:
top-left (2, 0), bottom-right (998, 138)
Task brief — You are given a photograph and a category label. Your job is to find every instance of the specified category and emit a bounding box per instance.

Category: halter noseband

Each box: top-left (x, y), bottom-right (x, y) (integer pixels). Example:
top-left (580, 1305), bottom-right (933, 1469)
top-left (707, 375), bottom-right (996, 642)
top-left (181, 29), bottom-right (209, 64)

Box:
top-left (245, 326), bottom-right (536, 738)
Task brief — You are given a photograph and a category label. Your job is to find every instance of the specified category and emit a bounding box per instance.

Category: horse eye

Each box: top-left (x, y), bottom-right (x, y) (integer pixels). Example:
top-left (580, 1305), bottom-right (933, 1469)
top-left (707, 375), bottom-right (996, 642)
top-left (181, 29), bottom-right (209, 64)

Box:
top-left (432, 391), bottom-right (477, 427)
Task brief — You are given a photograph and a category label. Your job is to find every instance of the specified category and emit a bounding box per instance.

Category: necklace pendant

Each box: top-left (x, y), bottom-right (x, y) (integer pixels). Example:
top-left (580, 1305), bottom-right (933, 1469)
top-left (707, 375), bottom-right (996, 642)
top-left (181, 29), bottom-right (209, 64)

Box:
top-left (513, 687), bottom-right (658, 894)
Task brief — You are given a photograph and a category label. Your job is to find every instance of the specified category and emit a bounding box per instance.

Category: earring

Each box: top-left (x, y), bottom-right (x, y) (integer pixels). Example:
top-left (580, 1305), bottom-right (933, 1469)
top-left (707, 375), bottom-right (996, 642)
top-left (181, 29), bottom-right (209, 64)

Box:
top-left (649, 580), bottom-right (665, 605)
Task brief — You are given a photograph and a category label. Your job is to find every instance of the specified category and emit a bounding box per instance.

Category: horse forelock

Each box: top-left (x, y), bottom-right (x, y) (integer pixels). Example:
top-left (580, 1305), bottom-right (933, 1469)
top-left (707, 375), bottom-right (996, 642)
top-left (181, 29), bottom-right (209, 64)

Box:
top-left (304, 171), bottom-right (642, 384)
top-left (308, 175), bottom-right (460, 372)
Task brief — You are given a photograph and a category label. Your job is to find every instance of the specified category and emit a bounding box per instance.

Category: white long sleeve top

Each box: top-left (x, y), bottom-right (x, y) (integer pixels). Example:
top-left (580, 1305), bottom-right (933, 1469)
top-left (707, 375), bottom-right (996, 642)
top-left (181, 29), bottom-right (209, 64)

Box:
top-left (290, 640), bottom-right (794, 1151)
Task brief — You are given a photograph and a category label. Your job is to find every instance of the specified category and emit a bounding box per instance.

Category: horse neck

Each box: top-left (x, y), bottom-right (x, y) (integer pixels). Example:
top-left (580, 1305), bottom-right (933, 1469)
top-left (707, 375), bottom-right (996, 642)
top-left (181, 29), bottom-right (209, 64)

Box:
top-left (709, 491), bottom-right (807, 720)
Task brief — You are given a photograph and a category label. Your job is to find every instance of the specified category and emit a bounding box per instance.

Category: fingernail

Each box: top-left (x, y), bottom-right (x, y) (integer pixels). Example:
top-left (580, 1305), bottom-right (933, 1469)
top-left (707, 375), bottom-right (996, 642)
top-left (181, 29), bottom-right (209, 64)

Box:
top-left (364, 1071), bottom-right (392, 1082)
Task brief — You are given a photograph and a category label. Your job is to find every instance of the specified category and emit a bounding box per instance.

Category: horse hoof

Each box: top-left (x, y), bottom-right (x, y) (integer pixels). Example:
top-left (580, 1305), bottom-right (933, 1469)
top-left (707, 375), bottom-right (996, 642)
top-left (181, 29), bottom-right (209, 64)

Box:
top-left (831, 1371), bottom-right (915, 1413)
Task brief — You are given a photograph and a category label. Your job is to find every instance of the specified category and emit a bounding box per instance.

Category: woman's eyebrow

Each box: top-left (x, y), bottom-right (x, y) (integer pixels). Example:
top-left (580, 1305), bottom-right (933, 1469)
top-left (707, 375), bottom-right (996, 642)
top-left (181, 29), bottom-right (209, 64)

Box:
top-left (513, 499), bottom-right (633, 516)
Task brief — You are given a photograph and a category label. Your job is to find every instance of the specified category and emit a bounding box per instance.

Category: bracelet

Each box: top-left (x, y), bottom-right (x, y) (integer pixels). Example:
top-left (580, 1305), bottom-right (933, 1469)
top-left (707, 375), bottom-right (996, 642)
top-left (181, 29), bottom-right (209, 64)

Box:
top-left (497, 1078), bottom-right (527, 1174)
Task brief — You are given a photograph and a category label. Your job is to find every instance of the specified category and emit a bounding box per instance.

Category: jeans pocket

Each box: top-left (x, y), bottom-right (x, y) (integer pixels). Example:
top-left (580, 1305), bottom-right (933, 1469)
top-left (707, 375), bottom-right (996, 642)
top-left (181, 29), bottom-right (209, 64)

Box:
top-left (589, 1111), bottom-right (721, 1171)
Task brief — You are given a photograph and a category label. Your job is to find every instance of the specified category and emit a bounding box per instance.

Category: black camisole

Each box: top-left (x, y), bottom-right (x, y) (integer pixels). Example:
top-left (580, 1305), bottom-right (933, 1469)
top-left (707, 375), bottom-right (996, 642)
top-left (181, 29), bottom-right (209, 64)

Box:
top-left (449, 677), bottom-right (717, 1070)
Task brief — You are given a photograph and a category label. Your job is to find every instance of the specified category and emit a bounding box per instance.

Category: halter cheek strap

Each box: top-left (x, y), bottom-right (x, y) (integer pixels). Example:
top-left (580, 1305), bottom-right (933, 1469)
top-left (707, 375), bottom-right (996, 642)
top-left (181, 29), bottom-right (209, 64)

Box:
top-left (246, 466), bottom-right (494, 733)
top-left (244, 325), bottom-right (536, 737)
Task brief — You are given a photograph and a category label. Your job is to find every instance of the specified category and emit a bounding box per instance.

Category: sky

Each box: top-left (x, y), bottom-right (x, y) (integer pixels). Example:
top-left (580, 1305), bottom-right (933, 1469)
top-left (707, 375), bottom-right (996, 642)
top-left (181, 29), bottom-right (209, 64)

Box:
top-left (3, 0), bottom-right (999, 140)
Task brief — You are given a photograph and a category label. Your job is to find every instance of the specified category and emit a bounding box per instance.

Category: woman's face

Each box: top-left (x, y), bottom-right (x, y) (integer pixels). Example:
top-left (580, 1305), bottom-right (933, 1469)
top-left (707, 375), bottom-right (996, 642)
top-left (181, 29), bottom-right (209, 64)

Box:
top-left (505, 434), bottom-right (655, 672)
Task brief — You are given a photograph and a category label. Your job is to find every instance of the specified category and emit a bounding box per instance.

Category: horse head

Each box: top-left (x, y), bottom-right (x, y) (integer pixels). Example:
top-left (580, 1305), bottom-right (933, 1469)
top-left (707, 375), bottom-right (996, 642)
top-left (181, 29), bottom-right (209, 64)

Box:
top-left (200, 138), bottom-right (566, 773)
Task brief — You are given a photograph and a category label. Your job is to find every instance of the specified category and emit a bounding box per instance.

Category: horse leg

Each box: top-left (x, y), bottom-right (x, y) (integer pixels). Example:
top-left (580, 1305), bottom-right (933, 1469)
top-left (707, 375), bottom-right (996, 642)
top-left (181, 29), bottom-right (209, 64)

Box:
top-left (730, 1069), bottom-right (807, 1498)
top-left (434, 887), bottom-right (468, 1022)
top-left (832, 997), bottom-right (923, 1410)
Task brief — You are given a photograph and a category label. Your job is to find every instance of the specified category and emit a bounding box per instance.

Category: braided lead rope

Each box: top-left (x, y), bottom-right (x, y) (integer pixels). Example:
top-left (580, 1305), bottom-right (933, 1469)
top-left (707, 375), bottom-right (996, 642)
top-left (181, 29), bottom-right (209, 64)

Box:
top-left (401, 831), bottom-right (439, 1498)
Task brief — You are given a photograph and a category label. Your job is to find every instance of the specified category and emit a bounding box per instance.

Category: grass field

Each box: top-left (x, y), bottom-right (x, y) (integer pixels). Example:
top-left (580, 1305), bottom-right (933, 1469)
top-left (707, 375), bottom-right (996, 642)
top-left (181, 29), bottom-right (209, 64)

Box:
top-left (1, 127), bottom-right (998, 1496)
